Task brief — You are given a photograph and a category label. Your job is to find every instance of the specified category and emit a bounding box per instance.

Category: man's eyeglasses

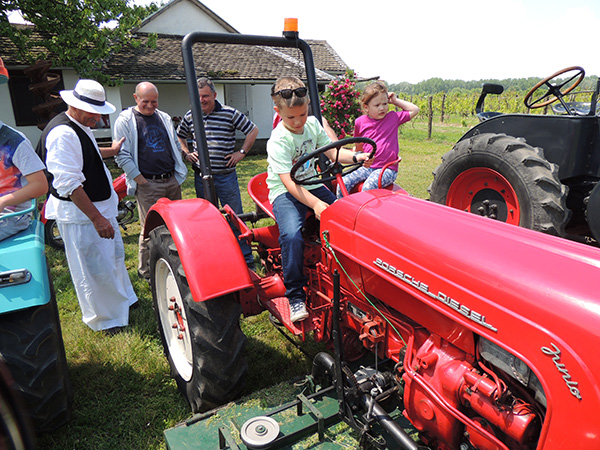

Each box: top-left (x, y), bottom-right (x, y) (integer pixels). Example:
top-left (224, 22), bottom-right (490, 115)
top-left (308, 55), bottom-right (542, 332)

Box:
top-left (273, 87), bottom-right (308, 99)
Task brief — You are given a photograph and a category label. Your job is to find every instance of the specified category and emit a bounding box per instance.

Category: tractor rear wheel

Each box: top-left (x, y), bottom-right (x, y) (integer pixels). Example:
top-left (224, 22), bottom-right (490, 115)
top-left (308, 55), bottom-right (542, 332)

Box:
top-left (149, 225), bottom-right (247, 413)
top-left (428, 133), bottom-right (569, 236)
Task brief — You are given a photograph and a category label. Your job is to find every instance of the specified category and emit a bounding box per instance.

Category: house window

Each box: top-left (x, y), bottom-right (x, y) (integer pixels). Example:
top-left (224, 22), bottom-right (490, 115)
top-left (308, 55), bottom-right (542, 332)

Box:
top-left (7, 69), bottom-right (67, 127)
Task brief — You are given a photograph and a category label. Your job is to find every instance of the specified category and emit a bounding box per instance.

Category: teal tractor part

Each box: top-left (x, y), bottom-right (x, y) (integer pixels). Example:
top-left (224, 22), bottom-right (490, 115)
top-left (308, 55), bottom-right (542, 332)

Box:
top-left (0, 201), bottom-right (73, 433)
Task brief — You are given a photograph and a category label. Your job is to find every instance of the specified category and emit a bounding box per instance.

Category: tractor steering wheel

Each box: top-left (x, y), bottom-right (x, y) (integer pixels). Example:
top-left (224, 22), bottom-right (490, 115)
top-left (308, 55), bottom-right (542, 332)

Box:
top-left (524, 66), bottom-right (585, 110)
top-left (290, 137), bottom-right (376, 185)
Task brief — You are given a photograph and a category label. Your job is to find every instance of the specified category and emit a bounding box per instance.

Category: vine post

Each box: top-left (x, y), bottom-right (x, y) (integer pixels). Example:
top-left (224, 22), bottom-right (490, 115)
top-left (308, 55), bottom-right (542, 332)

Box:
top-left (428, 96), bottom-right (433, 139)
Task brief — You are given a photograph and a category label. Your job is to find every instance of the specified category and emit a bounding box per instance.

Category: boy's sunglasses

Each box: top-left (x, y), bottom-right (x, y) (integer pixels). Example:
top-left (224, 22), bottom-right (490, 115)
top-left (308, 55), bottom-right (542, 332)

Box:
top-left (273, 87), bottom-right (308, 99)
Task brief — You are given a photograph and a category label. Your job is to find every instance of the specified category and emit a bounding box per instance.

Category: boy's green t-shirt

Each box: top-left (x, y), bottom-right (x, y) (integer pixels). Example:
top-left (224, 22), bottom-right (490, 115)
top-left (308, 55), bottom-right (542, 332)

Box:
top-left (266, 116), bottom-right (332, 204)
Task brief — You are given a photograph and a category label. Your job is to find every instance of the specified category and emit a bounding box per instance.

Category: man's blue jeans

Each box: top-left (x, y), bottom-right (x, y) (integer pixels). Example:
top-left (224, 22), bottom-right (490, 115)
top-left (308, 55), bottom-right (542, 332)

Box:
top-left (195, 170), bottom-right (254, 267)
top-left (272, 186), bottom-right (336, 305)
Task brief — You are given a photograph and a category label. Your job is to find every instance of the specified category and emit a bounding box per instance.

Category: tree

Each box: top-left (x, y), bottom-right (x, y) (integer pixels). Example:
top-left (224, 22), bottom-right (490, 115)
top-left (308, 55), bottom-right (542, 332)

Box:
top-left (0, 0), bottom-right (159, 84)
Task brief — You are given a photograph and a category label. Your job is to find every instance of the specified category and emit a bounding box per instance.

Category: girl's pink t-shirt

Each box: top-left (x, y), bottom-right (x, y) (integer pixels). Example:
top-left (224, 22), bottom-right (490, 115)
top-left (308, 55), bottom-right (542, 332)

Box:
top-left (354, 110), bottom-right (411, 170)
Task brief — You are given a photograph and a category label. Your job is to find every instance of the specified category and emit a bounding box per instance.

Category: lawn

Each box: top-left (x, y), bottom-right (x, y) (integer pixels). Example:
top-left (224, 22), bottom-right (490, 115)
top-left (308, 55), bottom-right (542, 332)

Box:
top-left (37, 116), bottom-right (474, 450)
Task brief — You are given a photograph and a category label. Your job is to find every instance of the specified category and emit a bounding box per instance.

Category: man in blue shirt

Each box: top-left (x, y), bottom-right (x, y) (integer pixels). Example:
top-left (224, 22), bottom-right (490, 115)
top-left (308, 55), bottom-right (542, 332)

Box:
top-left (114, 82), bottom-right (188, 279)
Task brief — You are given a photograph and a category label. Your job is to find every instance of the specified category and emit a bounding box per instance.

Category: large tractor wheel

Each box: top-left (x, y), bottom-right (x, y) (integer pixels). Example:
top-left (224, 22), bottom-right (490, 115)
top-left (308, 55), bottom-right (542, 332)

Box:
top-left (0, 284), bottom-right (72, 433)
top-left (0, 361), bottom-right (36, 450)
top-left (149, 225), bottom-right (247, 413)
top-left (428, 133), bottom-right (569, 236)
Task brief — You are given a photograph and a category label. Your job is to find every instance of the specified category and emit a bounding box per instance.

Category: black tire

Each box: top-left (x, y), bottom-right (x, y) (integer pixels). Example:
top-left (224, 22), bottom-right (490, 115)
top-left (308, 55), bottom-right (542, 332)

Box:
top-left (0, 360), bottom-right (37, 450)
top-left (44, 219), bottom-right (64, 250)
top-left (428, 133), bottom-right (570, 236)
top-left (149, 225), bottom-right (247, 413)
top-left (0, 274), bottom-right (73, 433)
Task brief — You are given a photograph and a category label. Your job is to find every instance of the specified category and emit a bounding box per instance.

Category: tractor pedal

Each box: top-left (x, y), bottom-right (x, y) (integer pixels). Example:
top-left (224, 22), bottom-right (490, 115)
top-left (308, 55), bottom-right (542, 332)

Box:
top-left (262, 297), bottom-right (317, 336)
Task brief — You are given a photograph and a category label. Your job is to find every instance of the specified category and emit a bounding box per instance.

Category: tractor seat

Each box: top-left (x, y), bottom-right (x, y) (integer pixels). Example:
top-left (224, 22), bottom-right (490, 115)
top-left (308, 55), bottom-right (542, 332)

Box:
top-left (248, 172), bottom-right (275, 219)
top-left (551, 102), bottom-right (594, 116)
top-left (476, 111), bottom-right (503, 122)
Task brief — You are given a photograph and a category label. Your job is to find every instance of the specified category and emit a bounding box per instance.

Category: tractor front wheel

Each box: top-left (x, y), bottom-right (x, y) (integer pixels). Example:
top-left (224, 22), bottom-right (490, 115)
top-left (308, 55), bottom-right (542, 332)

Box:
top-left (428, 133), bottom-right (569, 236)
top-left (149, 225), bottom-right (247, 413)
top-left (0, 284), bottom-right (72, 433)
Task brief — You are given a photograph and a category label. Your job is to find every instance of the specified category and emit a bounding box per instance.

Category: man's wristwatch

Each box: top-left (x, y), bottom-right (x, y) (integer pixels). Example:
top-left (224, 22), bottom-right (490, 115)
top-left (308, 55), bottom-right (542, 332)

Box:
top-left (239, 149), bottom-right (246, 155)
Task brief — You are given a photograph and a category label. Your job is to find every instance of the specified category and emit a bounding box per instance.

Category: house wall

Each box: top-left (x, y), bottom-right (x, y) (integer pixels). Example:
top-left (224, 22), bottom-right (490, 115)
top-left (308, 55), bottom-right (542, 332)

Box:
top-left (2, 72), bottom-right (275, 150)
top-left (248, 84), bottom-right (275, 140)
top-left (0, 68), bottom-right (121, 146)
top-left (138, 0), bottom-right (232, 35)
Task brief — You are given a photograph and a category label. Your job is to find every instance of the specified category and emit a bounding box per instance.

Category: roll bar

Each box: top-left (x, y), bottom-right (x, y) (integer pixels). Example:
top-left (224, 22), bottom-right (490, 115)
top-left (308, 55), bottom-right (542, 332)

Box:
top-left (181, 31), bottom-right (322, 207)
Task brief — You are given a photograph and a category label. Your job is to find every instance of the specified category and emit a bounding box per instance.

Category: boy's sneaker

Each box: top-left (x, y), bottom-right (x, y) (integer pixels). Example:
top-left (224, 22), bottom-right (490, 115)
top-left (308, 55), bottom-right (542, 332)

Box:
top-left (289, 301), bottom-right (309, 323)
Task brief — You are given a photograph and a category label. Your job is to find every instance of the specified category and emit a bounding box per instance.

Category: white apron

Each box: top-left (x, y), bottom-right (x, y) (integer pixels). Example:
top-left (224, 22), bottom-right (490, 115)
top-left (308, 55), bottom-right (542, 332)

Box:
top-left (58, 217), bottom-right (137, 331)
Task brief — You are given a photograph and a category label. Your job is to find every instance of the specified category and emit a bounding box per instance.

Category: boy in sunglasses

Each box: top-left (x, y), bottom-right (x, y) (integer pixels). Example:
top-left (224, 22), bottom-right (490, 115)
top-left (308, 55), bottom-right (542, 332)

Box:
top-left (266, 76), bottom-right (370, 322)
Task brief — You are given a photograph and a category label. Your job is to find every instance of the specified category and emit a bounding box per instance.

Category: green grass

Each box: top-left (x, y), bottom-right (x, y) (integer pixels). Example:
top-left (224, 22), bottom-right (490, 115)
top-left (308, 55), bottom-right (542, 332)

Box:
top-left (37, 116), bottom-right (472, 449)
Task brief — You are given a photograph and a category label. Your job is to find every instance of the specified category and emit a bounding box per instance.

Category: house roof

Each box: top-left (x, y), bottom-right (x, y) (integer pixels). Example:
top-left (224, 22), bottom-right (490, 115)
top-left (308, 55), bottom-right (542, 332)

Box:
top-left (0, 25), bottom-right (60, 67)
top-left (103, 33), bottom-right (346, 83)
top-left (0, 28), bottom-right (349, 83)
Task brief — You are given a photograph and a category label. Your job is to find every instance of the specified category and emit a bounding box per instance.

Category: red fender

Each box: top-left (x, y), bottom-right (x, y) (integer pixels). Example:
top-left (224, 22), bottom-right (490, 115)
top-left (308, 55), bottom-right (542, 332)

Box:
top-left (145, 197), bottom-right (252, 302)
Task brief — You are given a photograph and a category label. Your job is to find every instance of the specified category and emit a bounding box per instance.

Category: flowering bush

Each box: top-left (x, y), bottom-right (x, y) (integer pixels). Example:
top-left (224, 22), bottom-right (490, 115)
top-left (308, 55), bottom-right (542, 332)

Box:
top-left (320, 70), bottom-right (362, 138)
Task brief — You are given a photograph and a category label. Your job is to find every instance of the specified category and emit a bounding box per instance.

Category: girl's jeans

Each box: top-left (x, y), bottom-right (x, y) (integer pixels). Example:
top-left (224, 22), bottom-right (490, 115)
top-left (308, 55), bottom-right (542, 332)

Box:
top-left (336, 166), bottom-right (398, 198)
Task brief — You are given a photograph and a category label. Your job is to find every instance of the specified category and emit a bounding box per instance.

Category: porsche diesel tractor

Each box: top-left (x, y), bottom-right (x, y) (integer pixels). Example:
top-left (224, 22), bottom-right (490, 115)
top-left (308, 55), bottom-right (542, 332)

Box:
top-left (145, 31), bottom-right (600, 450)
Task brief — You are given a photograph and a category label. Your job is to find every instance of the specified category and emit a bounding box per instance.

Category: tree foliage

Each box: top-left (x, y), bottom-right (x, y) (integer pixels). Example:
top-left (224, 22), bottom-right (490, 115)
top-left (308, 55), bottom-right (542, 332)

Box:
top-left (390, 74), bottom-right (599, 96)
top-left (390, 73), bottom-right (600, 125)
top-left (0, 0), bottom-right (159, 83)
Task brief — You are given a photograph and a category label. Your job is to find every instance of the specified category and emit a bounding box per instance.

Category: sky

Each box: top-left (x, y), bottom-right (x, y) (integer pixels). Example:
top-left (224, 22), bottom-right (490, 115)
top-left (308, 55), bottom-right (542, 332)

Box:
top-left (9, 0), bottom-right (600, 84)
top-left (155, 0), bottom-right (600, 84)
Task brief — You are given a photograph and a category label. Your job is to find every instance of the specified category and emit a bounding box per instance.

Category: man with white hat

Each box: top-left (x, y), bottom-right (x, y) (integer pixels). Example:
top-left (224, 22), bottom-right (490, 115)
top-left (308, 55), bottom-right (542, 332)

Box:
top-left (38, 79), bottom-right (138, 335)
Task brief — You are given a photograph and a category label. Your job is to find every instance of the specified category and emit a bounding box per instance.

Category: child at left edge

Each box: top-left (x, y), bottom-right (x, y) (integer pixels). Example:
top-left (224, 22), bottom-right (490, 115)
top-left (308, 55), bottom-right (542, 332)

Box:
top-left (266, 76), bottom-right (371, 323)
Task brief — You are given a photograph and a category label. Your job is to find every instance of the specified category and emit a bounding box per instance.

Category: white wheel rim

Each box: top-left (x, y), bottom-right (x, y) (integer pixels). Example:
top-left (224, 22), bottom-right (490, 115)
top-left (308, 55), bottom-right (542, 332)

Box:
top-left (155, 257), bottom-right (193, 381)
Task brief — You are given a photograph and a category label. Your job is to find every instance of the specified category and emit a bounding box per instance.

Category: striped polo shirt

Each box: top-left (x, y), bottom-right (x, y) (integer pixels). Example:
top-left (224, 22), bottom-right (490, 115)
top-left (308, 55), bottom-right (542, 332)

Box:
top-left (177, 100), bottom-right (256, 174)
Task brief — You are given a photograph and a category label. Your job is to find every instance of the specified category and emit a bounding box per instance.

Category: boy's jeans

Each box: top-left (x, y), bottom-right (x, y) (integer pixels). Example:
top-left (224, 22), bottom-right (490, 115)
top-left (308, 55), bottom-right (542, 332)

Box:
top-left (194, 170), bottom-right (254, 267)
top-left (272, 186), bottom-right (336, 305)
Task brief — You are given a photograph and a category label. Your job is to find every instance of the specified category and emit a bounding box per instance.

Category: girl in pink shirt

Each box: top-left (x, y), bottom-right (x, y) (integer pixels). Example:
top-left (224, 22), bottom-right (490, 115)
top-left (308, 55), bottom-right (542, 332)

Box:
top-left (337, 81), bottom-right (419, 197)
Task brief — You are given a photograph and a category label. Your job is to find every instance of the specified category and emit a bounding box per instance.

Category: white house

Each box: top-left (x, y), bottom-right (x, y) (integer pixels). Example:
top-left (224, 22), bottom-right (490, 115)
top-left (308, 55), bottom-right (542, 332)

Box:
top-left (0, 0), bottom-right (350, 149)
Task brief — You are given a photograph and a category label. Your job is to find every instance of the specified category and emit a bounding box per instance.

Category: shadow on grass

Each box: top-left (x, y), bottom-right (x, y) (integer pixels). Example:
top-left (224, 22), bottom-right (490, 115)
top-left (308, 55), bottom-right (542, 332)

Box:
top-left (36, 358), bottom-right (189, 450)
top-left (241, 312), bottom-right (329, 399)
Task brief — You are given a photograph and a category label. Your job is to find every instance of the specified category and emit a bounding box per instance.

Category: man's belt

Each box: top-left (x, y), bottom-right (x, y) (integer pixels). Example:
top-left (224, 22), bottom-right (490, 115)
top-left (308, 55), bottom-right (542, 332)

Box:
top-left (142, 170), bottom-right (174, 180)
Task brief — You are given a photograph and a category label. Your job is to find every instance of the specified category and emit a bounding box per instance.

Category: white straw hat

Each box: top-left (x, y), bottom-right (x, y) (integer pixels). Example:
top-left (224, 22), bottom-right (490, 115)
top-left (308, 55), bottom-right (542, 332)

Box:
top-left (60, 79), bottom-right (115, 114)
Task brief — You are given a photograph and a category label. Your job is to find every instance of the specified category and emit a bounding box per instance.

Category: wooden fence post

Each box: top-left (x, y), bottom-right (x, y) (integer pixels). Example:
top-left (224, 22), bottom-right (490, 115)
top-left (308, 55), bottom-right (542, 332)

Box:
top-left (428, 96), bottom-right (433, 139)
top-left (441, 93), bottom-right (446, 123)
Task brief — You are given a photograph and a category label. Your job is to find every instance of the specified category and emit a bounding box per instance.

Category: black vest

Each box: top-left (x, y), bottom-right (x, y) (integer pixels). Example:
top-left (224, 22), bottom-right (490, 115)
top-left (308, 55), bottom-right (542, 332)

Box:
top-left (37, 112), bottom-right (112, 202)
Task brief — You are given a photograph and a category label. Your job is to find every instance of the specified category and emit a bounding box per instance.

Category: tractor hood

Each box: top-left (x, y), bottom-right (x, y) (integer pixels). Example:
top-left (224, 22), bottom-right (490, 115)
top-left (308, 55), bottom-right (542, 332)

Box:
top-left (321, 190), bottom-right (600, 403)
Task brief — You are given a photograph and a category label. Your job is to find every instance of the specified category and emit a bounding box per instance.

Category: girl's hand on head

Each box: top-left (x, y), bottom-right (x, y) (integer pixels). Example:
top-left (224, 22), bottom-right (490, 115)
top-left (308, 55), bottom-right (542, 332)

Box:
top-left (388, 92), bottom-right (397, 102)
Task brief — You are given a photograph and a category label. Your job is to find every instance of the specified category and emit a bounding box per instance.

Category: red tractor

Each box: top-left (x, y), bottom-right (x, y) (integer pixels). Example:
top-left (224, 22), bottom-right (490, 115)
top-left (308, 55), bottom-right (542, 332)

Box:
top-left (146, 32), bottom-right (600, 449)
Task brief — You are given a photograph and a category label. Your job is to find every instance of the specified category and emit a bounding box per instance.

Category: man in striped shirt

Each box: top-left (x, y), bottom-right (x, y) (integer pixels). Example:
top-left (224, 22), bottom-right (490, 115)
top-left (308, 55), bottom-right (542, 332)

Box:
top-left (177, 77), bottom-right (258, 268)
